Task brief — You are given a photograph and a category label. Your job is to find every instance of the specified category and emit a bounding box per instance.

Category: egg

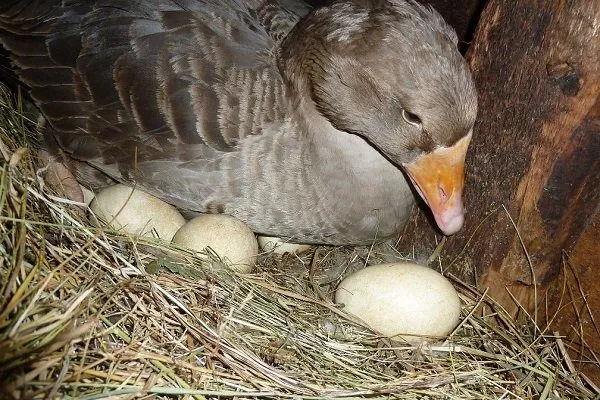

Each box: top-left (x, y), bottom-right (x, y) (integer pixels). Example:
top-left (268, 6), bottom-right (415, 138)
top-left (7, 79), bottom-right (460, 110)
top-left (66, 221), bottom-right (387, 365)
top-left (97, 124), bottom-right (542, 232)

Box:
top-left (79, 184), bottom-right (95, 206)
top-left (90, 184), bottom-right (185, 241)
top-left (172, 214), bottom-right (258, 273)
top-left (257, 236), bottom-right (312, 254)
top-left (335, 262), bottom-right (461, 344)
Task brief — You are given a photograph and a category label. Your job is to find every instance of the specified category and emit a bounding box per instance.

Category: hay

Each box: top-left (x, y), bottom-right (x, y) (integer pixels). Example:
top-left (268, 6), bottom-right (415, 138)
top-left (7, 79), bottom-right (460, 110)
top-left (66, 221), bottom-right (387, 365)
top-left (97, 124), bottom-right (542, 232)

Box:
top-left (0, 84), bottom-right (598, 400)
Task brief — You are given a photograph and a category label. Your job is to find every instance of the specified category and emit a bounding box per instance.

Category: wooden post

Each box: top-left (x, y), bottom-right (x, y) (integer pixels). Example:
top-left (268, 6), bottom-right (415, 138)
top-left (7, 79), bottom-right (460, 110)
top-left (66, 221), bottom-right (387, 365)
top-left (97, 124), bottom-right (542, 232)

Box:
top-left (397, 0), bottom-right (600, 318)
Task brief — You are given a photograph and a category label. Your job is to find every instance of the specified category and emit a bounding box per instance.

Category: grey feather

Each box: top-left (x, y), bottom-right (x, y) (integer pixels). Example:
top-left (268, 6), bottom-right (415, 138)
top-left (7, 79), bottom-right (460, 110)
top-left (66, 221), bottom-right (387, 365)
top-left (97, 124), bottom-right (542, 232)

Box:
top-left (0, 0), bottom-right (477, 244)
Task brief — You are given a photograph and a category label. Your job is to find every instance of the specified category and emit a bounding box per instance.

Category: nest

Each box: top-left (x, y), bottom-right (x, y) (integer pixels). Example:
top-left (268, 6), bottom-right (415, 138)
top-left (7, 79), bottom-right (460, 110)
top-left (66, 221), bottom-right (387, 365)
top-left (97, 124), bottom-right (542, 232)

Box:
top-left (0, 85), bottom-right (598, 399)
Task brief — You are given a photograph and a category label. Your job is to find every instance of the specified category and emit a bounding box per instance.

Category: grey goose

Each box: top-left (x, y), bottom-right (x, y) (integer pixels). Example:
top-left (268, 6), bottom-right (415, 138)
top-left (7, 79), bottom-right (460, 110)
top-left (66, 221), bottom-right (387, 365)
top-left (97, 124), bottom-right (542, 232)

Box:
top-left (0, 0), bottom-right (477, 245)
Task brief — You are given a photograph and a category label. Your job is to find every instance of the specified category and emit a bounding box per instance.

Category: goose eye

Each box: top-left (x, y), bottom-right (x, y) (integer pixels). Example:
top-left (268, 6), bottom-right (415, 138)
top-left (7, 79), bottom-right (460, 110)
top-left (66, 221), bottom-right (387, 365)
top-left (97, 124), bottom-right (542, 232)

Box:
top-left (402, 109), bottom-right (422, 128)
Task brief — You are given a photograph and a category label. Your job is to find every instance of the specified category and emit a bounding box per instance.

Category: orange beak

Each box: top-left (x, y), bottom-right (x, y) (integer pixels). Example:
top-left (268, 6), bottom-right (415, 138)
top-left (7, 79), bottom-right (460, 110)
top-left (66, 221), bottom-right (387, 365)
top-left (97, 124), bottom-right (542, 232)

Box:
top-left (403, 133), bottom-right (472, 235)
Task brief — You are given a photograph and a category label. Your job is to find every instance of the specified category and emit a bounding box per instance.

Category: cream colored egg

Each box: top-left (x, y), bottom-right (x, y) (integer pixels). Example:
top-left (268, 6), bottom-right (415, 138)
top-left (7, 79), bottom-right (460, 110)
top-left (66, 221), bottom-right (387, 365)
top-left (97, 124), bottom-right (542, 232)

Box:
top-left (257, 236), bottom-right (312, 254)
top-left (335, 262), bottom-right (461, 344)
top-left (79, 184), bottom-right (95, 206)
top-left (172, 215), bottom-right (258, 273)
top-left (90, 184), bottom-right (185, 241)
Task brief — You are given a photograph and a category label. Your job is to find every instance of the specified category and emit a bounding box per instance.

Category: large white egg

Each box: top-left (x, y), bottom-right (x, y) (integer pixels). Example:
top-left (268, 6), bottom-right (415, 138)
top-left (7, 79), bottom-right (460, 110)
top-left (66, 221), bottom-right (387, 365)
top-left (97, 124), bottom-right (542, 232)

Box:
top-left (90, 184), bottom-right (185, 241)
top-left (335, 262), bottom-right (461, 344)
top-left (172, 215), bottom-right (258, 273)
top-left (257, 236), bottom-right (312, 254)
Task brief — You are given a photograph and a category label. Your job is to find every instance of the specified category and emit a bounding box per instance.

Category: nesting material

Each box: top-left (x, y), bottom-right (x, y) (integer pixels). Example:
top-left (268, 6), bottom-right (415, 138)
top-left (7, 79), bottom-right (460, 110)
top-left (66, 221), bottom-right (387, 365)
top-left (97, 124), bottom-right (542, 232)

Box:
top-left (257, 235), bottom-right (312, 254)
top-left (2, 82), bottom-right (597, 400)
top-left (90, 184), bottom-right (185, 241)
top-left (335, 262), bottom-right (461, 344)
top-left (172, 214), bottom-right (258, 272)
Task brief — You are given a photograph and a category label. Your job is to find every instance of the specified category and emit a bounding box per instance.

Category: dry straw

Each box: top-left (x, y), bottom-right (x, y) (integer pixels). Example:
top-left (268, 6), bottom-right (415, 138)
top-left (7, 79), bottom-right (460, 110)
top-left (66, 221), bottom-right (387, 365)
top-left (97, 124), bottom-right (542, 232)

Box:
top-left (0, 84), bottom-right (598, 399)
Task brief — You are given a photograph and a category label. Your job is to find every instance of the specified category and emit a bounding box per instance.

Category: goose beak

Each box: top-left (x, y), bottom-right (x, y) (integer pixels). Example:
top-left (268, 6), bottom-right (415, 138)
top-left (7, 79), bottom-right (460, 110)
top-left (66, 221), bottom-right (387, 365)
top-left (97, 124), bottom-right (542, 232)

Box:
top-left (403, 133), bottom-right (472, 235)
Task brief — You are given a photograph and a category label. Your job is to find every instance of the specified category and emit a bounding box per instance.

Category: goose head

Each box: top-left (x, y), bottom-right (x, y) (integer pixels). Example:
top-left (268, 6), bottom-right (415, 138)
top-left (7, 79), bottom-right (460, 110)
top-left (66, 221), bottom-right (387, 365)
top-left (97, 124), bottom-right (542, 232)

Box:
top-left (278, 0), bottom-right (477, 235)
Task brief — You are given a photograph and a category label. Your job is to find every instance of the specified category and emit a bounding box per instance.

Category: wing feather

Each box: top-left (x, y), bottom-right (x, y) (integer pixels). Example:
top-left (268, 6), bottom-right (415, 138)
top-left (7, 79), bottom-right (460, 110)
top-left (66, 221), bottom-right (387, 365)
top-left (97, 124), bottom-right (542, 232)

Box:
top-left (0, 0), bottom-right (308, 178)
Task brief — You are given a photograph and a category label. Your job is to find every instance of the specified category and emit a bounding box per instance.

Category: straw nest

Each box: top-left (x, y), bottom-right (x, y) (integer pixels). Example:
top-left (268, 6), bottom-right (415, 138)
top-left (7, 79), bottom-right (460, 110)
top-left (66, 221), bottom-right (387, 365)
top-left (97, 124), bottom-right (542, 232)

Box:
top-left (1, 84), bottom-right (598, 400)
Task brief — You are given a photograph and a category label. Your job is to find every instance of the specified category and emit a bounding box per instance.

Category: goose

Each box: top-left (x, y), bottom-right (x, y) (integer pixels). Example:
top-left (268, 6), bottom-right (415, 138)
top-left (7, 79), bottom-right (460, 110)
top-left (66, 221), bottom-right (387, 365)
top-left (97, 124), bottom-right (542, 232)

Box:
top-left (0, 0), bottom-right (477, 245)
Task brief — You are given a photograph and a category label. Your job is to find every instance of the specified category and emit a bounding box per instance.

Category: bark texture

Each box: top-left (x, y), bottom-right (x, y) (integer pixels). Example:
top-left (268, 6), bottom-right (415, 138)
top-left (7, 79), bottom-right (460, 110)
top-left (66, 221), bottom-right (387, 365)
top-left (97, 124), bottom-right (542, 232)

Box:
top-left (547, 213), bottom-right (600, 385)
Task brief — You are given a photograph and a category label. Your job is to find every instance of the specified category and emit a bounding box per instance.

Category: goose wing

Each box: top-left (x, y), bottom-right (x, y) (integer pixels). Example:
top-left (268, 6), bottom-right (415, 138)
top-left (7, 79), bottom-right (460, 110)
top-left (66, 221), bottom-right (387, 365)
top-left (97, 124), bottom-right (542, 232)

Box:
top-left (0, 1), bottom-right (307, 173)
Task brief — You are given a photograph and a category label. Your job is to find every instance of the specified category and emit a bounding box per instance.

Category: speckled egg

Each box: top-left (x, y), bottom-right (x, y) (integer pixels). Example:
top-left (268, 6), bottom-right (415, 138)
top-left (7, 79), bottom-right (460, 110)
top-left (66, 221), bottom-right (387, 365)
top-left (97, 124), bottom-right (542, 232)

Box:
top-left (172, 214), bottom-right (258, 273)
